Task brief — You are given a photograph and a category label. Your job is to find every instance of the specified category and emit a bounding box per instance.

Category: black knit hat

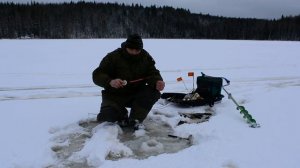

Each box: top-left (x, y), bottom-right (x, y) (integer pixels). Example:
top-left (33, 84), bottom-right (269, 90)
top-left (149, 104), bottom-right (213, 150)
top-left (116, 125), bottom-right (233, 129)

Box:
top-left (122, 34), bottom-right (143, 49)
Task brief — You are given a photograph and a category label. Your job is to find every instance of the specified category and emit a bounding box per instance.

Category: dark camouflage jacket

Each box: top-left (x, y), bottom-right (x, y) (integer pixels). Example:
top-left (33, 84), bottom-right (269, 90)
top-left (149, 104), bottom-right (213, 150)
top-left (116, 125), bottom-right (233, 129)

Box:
top-left (93, 47), bottom-right (163, 95)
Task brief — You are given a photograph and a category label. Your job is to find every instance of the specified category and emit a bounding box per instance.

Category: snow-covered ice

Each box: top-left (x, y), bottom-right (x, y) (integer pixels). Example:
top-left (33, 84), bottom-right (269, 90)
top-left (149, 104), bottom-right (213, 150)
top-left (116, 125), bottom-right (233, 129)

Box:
top-left (0, 39), bottom-right (300, 168)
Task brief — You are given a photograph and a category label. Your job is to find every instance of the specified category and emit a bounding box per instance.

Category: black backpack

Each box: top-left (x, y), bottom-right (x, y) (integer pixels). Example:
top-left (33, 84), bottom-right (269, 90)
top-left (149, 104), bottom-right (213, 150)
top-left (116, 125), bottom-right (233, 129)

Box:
top-left (161, 73), bottom-right (227, 107)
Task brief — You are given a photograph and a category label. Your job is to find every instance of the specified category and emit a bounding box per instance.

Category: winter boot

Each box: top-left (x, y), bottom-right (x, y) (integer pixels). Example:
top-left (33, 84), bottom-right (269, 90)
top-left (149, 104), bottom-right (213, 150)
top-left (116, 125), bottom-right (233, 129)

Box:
top-left (133, 120), bottom-right (145, 130)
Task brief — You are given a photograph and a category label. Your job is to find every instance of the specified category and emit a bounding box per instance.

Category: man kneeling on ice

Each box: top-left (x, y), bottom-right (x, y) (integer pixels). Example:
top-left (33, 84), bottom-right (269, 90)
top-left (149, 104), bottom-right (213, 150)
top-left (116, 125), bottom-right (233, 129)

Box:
top-left (92, 34), bottom-right (165, 130)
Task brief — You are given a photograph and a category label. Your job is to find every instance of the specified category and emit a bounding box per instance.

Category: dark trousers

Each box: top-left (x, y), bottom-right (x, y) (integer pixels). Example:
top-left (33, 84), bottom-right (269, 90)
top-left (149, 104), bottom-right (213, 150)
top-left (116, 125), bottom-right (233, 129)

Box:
top-left (97, 85), bottom-right (160, 123)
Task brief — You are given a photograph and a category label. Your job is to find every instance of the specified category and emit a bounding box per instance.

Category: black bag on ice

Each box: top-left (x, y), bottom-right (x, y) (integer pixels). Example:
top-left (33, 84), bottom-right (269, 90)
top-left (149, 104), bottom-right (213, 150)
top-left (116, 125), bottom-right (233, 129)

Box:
top-left (161, 73), bottom-right (225, 107)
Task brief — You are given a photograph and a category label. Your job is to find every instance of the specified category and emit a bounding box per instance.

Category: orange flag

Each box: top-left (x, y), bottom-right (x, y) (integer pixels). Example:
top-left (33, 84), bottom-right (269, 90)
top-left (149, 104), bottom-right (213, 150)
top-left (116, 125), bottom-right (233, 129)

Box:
top-left (177, 77), bottom-right (183, 81)
top-left (188, 72), bottom-right (194, 77)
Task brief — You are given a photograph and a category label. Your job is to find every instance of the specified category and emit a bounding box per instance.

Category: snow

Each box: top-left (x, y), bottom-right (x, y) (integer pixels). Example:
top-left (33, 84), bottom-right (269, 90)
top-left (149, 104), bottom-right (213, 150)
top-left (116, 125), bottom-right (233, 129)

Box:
top-left (69, 123), bottom-right (133, 167)
top-left (0, 39), bottom-right (300, 168)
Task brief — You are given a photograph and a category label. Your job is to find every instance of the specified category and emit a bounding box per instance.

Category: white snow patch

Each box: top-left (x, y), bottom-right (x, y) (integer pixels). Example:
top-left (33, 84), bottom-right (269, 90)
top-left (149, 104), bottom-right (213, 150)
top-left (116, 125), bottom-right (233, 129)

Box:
top-left (140, 139), bottom-right (164, 153)
top-left (69, 123), bottom-right (133, 167)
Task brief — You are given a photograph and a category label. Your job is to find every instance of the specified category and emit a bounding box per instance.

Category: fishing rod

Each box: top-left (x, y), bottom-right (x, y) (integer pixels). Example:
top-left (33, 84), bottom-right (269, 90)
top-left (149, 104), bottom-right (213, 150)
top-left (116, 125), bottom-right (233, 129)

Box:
top-left (122, 76), bottom-right (151, 86)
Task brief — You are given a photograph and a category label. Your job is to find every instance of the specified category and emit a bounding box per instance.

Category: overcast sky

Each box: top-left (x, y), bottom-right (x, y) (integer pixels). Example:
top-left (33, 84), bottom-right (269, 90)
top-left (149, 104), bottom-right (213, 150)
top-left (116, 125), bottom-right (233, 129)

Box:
top-left (2, 0), bottom-right (300, 19)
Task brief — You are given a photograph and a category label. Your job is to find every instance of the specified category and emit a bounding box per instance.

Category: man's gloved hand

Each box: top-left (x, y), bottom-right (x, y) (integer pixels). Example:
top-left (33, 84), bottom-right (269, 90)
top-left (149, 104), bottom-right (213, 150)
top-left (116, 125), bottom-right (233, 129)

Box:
top-left (109, 79), bottom-right (126, 88)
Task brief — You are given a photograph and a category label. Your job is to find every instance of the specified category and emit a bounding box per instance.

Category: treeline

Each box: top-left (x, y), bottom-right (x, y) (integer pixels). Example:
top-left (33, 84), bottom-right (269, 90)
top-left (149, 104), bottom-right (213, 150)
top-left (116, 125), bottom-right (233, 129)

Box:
top-left (0, 1), bottom-right (300, 40)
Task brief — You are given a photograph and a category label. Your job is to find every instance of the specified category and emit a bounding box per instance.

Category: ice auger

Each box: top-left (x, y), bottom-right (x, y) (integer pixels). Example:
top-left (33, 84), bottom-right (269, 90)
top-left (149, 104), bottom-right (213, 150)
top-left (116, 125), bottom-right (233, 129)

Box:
top-left (221, 77), bottom-right (260, 128)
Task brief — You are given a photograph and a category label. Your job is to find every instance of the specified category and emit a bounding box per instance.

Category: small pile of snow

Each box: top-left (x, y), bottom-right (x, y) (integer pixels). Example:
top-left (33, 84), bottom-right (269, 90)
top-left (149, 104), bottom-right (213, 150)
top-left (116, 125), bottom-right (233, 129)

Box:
top-left (140, 139), bottom-right (164, 153)
top-left (69, 123), bottom-right (133, 167)
top-left (133, 129), bottom-right (146, 137)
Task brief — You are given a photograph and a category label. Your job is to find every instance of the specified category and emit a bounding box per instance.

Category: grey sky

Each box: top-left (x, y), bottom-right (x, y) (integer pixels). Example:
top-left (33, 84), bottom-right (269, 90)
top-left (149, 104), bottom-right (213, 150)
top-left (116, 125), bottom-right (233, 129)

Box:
top-left (1, 0), bottom-right (300, 19)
